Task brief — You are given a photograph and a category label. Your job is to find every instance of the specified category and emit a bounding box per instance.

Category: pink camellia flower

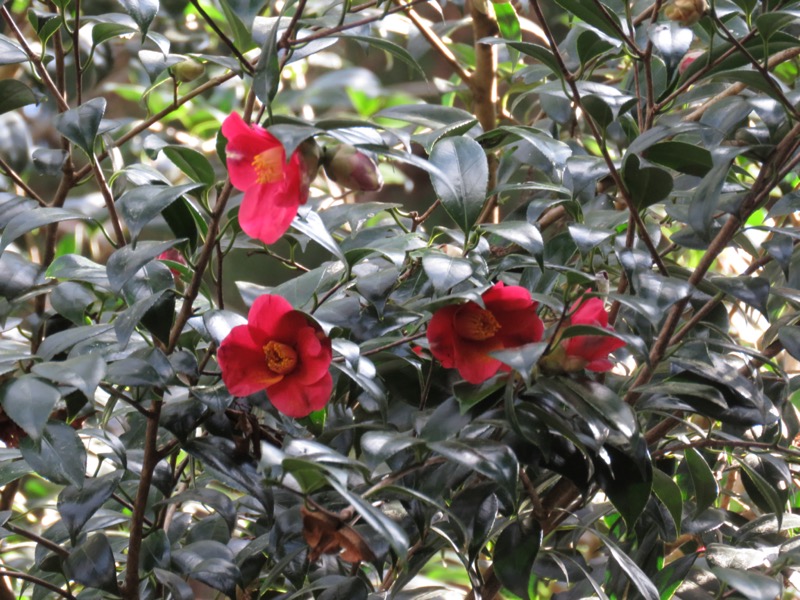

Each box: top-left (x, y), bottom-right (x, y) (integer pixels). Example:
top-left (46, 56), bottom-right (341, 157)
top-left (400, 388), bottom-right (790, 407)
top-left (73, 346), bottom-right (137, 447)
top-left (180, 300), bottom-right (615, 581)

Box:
top-left (542, 296), bottom-right (625, 373)
top-left (222, 113), bottom-right (310, 245)
top-left (678, 50), bottom-right (704, 75)
top-left (217, 294), bottom-right (333, 418)
top-left (157, 248), bottom-right (186, 280)
top-left (426, 282), bottom-right (544, 384)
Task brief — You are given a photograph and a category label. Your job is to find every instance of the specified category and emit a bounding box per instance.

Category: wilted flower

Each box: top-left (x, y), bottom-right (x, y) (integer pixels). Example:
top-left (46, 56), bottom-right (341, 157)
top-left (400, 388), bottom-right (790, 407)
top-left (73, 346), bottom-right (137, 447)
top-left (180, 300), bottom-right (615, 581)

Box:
top-left (222, 113), bottom-right (311, 245)
top-left (664, 0), bottom-right (708, 25)
top-left (427, 282), bottom-right (544, 384)
top-left (217, 294), bottom-right (333, 418)
top-left (323, 144), bottom-right (383, 192)
top-left (541, 296), bottom-right (625, 373)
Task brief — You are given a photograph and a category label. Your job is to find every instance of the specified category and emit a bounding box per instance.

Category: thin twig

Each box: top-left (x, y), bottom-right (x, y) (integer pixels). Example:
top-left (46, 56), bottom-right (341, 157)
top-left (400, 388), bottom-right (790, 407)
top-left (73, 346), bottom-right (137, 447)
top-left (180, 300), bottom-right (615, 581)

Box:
top-left (73, 0), bottom-right (82, 105)
top-left (400, 2), bottom-right (472, 83)
top-left (278, 0), bottom-right (309, 50)
top-left (3, 523), bottom-right (69, 558)
top-left (91, 155), bottom-right (126, 247)
top-left (188, 0), bottom-right (254, 74)
top-left (0, 570), bottom-right (74, 599)
top-left (0, 6), bottom-right (69, 112)
top-left (0, 157), bottom-right (47, 207)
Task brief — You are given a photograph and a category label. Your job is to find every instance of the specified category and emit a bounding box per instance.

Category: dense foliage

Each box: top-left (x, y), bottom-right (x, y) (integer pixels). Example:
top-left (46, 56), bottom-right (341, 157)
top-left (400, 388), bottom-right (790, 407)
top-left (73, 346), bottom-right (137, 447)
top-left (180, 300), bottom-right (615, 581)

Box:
top-left (1, 0), bottom-right (800, 598)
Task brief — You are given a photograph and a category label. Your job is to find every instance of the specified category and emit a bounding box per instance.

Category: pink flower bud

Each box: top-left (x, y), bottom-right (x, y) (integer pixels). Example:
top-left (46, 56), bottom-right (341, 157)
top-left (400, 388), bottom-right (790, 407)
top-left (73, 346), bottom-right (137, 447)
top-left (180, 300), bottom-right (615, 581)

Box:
top-left (323, 144), bottom-right (383, 192)
top-left (678, 50), bottom-right (704, 75)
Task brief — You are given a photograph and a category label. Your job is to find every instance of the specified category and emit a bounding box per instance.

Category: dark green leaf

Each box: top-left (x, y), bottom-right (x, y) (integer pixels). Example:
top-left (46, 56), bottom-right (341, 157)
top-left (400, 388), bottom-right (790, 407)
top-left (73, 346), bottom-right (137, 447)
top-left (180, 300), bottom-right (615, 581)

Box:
top-left (482, 221), bottom-right (544, 266)
top-left (253, 17), bottom-right (280, 104)
top-left (685, 448), bottom-right (718, 516)
top-left (479, 39), bottom-right (561, 77)
top-left (778, 326), bottom-right (800, 361)
top-left (31, 355), bottom-right (106, 399)
top-left (421, 253), bottom-right (473, 293)
top-left (37, 324), bottom-right (114, 361)
top-left (117, 184), bottom-right (203, 242)
top-left (0, 208), bottom-right (94, 256)
top-left (568, 224), bottom-right (616, 254)
top-left (53, 98), bottom-right (106, 156)
top-left (652, 469), bottom-right (683, 535)
top-left (0, 376), bottom-right (60, 441)
top-left (552, 0), bottom-right (624, 40)
top-left (153, 568), bottom-right (194, 600)
top-left (493, 520), bottom-right (541, 598)
top-left (66, 534), bottom-right (119, 593)
top-left (622, 154), bottom-right (674, 210)
top-left (597, 531), bottom-right (660, 600)
top-left (58, 472), bottom-right (120, 541)
top-left (163, 146), bottom-right (215, 187)
top-left (31, 148), bottom-right (68, 176)
top-left (291, 210), bottom-right (346, 262)
top-left (106, 240), bottom-right (183, 294)
top-left (0, 80), bottom-right (37, 115)
top-left (118, 0), bottom-right (159, 35)
top-left (140, 529), bottom-right (170, 573)
top-left (687, 149), bottom-right (739, 239)
top-left (711, 568), bottom-right (781, 600)
top-left (46, 255), bottom-right (109, 287)
top-left (642, 141), bottom-right (713, 177)
top-left (114, 290), bottom-right (168, 347)
top-left (709, 275), bottom-right (770, 318)
top-left (429, 135), bottom-right (488, 233)
top-left (490, 342), bottom-right (548, 386)
top-left (340, 35), bottom-right (426, 78)
top-left (0, 36), bottom-right (27, 65)
top-left (376, 104), bottom-right (477, 129)
top-left (755, 11), bottom-right (797, 41)
top-left (20, 422), bottom-right (86, 487)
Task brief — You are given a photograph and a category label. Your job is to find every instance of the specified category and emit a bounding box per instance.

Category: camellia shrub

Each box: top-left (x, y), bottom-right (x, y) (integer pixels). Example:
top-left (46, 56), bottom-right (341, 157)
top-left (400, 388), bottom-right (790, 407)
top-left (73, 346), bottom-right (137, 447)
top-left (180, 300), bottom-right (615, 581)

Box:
top-left (1, 0), bottom-right (800, 598)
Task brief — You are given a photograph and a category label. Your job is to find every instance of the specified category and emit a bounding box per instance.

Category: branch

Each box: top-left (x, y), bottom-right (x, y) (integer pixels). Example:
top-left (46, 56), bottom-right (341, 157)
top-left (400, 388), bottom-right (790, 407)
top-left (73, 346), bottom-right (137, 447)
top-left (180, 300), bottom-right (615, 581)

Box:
top-left (91, 155), bottom-right (126, 247)
top-left (188, 0), bottom-right (254, 74)
top-left (0, 6), bottom-right (69, 112)
top-left (400, 2), bottom-right (472, 83)
top-left (0, 570), bottom-right (74, 599)
top-left (0, 157), bottom-right (47, 207)
top-left (530, 0), bottom-right (668, 276)
top-left (3, 523), bottom-right (69, 558)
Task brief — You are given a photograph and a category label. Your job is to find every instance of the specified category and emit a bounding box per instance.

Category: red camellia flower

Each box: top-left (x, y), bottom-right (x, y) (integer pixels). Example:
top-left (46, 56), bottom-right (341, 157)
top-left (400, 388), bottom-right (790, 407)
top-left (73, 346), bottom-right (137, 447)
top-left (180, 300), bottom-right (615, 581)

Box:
top-left (217, 294), bottom-right (333, 418)
top-left (426, 282), bottom-right (544, 384)
top-left (546, 296), bottom-right (626, 373)
top-left (222, 112), bottom-right (310, 245)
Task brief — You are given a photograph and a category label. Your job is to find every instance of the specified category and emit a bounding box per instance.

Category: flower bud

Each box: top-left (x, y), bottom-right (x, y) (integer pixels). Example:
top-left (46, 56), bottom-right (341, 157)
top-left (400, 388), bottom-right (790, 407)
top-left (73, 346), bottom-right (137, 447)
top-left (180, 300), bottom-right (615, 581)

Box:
top-left (678, 50), bottom-right (704, 74)
top-left (664, 0), bottom-right (708, 25)
top-left (172, 59), bottom-right (205, 83)
top-left (297, 138), bottom-right (321, 200)
top-left (323, 144), bottom-right (383, 192)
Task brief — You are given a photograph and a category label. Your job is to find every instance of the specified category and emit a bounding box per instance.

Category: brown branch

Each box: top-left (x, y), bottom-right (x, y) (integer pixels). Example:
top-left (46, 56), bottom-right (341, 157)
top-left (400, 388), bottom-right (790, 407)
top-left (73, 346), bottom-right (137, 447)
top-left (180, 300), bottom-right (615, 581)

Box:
top-left (188, 0), bottom-right (254, 74)
top-left (529, 0), bottom-right (668, 276)
top-left (91, 155), bottom-right (126, 247)
top-left (0, 6), bottom-right (69, 112)
top-left (3, 522), bottom-right (69, 558)
top-left (0, 570), bottom-right (74, 599)
top-left (400, 2), bottom-right (472, 83)
top-left (279, 0), bottom-right (309, 51)
top-left (0, 157), bottom-right (47, 207)
top-left (73, 0), bottom-right (83, 105)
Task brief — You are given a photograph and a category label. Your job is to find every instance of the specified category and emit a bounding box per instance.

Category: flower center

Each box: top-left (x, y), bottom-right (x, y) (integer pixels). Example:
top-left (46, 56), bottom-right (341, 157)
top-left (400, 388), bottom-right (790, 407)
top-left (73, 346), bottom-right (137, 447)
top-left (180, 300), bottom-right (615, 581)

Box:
top-left (252, 147), bottom-right (284, 184)
top-left (263, 340), bottom-right (298, 375)
top-left (455, 307), bottom-right (501, 341)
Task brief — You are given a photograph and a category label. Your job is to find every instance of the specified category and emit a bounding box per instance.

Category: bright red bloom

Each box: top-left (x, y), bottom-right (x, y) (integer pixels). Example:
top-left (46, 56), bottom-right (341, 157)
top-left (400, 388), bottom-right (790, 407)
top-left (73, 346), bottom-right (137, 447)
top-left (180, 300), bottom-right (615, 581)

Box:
top-left (558, 296), bottom-right (625, 372)
top-left (426, 282), bottom-right (544, 384)
top-left (217, 294), bottom-right (333, 418)
top-left (222, 113), bottom-right (310, 245)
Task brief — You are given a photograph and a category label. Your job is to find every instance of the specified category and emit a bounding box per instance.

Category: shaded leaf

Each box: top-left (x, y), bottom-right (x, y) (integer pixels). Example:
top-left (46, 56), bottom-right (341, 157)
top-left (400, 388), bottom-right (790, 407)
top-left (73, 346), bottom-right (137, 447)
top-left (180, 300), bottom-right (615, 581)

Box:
top-left (429, 136), bottom-right (488, 233)
top-left (53, 98), bottom-right (105, 156)
top-left (66, 534), bottom-right (119, 593)
top-left (0, 376), bottom-right (60, 441)
top-left (20, 422), bottom-right (86, 487)
top-left (0, 80), bottom-right (37, 115)
top-left (493, 520), bottom-right (541, 598)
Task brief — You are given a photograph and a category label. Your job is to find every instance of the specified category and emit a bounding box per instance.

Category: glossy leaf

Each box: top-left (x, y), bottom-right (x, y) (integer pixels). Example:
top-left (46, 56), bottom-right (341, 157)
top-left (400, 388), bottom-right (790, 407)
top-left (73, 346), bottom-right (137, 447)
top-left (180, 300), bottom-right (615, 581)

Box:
top-left (20, 422), bottom-right (86, 487)
top-left (429, 135), bottom-right (488, 233)
top-left (0, 80), bottom-right (37, 115)
top-left (493, 520), bottom-right (541, 598)
top-left (53, 98), bottom-right (106, 156)
top-left (0, 376), bottom-right (60, 441)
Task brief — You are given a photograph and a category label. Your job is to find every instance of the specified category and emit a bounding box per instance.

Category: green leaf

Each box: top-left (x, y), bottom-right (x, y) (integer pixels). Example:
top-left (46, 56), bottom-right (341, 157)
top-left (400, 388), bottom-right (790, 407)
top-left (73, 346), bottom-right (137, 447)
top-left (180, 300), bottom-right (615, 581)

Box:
top-left (329, 477), bottom-right (410, 561)
top-left (428, 440), bottom-right (518, 510)
top-left (53, 98), bottom-right (106, 156)
top-left (20, 422), bottom-right (86, 487)
top-left (493, 520), bottom-right (541, 598)
top-left (292, 210), bottom-right (346, 262)
top-left (596, 531), bottom-right (660, 600)
top-left (376, 104), bottom-right (477, 129)
top-left (642, 141), bottom-right (713, 177)
top-left (117, 183), bottom-right (203, 242)
top-left (31, 355), bottom-right (106, 400)
top-left (0, 376), bottom-right (60, 441)
top-left (576, 29), bottom-right (614, 66)
top-left (46, 254), bottom-right (109, 287)
top-left (421, 253), bottom-right (473, 293)
top-left (0, 208), bottom-right (94, 256)
top-left (709, 275), bottom-right (770, 318)
top-left (480, 39), bottom-right (561, 77)
top-left (622, 154), bottom-right (674, 210)
top-left (253, 17), bottom-right (280, 104)
top-left (114, 290), bottom-right (168, 347)
top-left (552, 0), bottom-right (624, 40)
top-left (0, 80), bottom-right (37, 115)
top-left (218, 0), bottom-right (255, 51)
top-left (684, 447), bottom-right (718, 516)
top-left (711, 568), bottom-right (781, 600)
top-left (652, 468), bottom-right (683, 535)
top-left (429, 135), bottom-right (488, 233)
top-left (341, 35), bottom-right (426, 78)
top-left (490, 342), bottom-right (548, 387)
top-left (778, 326), bottom-right (800, 361)
top-left (106, 240), bottom-right (183, 294)
top-left (154, 568), bottom-right (194, 600)
top-left (58, 473), bottom-right (121, 541)
top-left (118, 0), bottom-right (159, 36)
top-left (0, 36), bottom-right (28, 65)
top-left (163, 146), bottom-right (215, 187)
top-left (66, 534), bottom-right (119, 593)
top-left (755, 11), bottom-right (797, 41)
top-left (37, 324), bottom-right (114, 361)
top-left (482, 221), bottom-right (544, 267)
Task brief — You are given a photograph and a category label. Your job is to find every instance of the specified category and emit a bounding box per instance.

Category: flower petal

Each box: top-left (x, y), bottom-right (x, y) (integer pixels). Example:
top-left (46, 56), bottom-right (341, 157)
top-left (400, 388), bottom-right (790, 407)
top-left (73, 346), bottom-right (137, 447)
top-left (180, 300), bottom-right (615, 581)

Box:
top-left (268, 371), bottom-right (333, 417)
top-left (239, 184), bottom-right (300, 244)
top-left (223, 113), bottom-right (281, 192)
top-left (291, 325), bottom-right (332, 384)
top-left (483, 281), bottom-right (535, 312)
top-left (247, 294), bottom-right (295, 346)
top-left (495, 306), bottom-right (544, 347)
top-left (570, 296), bottom-right (608, 327)
top-left (427, 304), bottom-right (460, 369)
top-left (218, 324), bottom-right (283, 396)
top-left (453, 337), bottom-right (504, 384)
